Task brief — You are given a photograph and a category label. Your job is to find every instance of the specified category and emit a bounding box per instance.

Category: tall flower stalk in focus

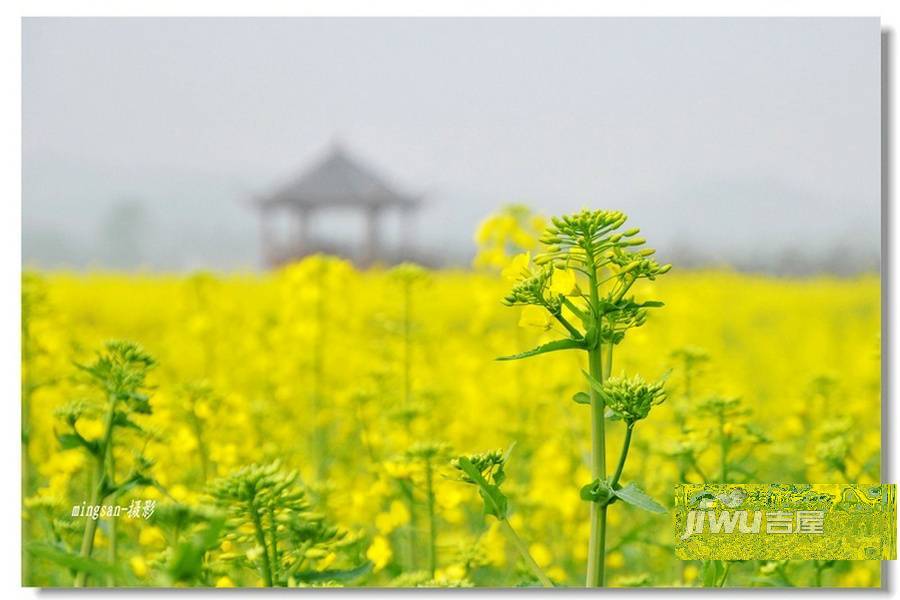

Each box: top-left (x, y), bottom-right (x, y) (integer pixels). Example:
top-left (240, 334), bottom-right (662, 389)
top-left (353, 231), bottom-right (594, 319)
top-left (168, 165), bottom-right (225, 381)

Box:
top-left (62, 341), bottom-right (157, 587)
top-left (498, 209), bottom-right (671, 587)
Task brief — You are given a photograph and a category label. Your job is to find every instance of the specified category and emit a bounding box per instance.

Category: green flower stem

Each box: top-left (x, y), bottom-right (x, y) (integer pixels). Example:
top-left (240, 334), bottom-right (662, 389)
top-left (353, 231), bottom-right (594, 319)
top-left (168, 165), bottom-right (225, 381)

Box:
top-left (399, 481), bottom-right (418, 571)
top-left (718, 561), bottom-right (732, 587)
top-left (249, 501), bottom-right (274, 587)
top-left (74, 396), bottom-right (116, 588)
top-left (560, 296), bottom-right (588, 322)
top-left (813, 561), bottom-right (833, 587)
top-left (73, 458), bottom-right (104, 587)
top-left (612, 274), bottom-right (637, 303)
top-left (425, 457), bottom-right (437, 578)
top-left (551, 309), bottom-right (583, 339)
top-left (268, 505), bottom-right (280, 584)
top-left (585, 344), bottom-right (608, 587)
top-left (610, 423), bottom-right (634, 488)
top-left (107, 452), bottom-right (117, 587)
top-left (584, 244), bottom-right (611, 589)
top-left (498, 518), bottom-right (553, 588)
top-left (499, 211), bottom-right (670, 589)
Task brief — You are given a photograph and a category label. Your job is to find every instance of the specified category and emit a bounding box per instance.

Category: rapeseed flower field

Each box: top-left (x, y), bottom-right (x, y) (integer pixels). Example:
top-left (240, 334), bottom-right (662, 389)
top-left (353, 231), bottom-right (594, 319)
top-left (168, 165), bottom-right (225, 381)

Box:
top-left (21, 209), bottom-right (881, 588)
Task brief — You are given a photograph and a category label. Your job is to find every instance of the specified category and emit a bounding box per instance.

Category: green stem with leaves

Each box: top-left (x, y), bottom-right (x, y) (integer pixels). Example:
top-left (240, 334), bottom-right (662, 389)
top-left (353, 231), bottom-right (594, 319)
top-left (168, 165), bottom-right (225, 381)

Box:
top-left (74, 396), bottom-right (116, 588)
top-left (498, 209), bottom-right (671, 589)
top-left (585, 343), bottom-right (608, 587)
top-left (585, 243), bottom-right (609, 588)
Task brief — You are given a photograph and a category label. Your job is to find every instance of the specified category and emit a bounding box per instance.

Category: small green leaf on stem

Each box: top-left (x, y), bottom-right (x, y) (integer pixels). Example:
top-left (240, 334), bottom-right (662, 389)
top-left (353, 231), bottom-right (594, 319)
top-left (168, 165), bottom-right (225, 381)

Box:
top-left (454, 457), bottom-right (509, 519)
top-left (56, 432), bottom-right (100, 455)
top-left (572, 392), bottom-right (591, 405)
top-left (612, 483), bottom-right (667, 514)
top-left (497, 337), bottom-right (588, 361)
top-left (579, 479), bottom-right (615, 504)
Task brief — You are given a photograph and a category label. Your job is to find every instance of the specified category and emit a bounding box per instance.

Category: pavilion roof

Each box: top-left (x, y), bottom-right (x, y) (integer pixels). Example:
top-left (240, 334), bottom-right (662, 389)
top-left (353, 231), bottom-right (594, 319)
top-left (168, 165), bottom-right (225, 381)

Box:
top-left (258, 145), bottom-right (421, 211)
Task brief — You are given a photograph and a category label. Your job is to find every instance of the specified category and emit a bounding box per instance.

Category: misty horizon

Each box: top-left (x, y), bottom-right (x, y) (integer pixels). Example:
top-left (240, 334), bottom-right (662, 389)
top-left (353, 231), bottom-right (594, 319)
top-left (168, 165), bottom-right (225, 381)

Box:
top-left (22, 18), bottom-right (881, 274)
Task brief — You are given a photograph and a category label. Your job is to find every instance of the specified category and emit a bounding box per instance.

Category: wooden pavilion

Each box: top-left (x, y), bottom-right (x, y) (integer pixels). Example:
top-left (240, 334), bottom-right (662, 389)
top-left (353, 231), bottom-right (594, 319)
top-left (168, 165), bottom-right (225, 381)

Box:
top-left (255, 145), bottom-right (423, 267)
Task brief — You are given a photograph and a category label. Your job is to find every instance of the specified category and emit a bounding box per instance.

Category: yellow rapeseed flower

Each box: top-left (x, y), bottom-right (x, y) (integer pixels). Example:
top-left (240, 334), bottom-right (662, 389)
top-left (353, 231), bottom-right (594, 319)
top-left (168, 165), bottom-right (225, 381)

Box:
top-left (528, 543), bottom-right (552, 568)
top-left (130, 556), bottom-right (148, 578)
top-left (74, 418), bottom-right (104, 442)
top-left (549, 267), bottom-right (576, 295)
top-left (366, 536), bottom-right (392, 572)
top-left (139, 526), bottom-right (166, 549)
top-left (501, 252), bottom-right (531, 282)
top-left (518, 305), bottom-right (552, 330)
top-left (607, 551), bottom-right (625, 569)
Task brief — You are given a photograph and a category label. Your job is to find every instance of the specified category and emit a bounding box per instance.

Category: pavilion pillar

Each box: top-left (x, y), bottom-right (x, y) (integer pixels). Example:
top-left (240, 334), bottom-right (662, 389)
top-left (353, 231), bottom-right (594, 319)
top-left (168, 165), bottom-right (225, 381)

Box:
top-left (400, 206), bottom-right (415, 259)
top-left (364, 206), bottom-right (382, 266)
top-left (259, 207), bottom-right (275, 267)
top-left (292, 207), bottom-right (311, 257)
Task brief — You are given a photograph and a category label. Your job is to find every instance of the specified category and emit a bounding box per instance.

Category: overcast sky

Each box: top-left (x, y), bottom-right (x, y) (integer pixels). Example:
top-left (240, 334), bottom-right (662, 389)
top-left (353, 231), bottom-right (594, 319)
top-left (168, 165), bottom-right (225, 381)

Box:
top-left (22, 18), bottom-right (881, 271)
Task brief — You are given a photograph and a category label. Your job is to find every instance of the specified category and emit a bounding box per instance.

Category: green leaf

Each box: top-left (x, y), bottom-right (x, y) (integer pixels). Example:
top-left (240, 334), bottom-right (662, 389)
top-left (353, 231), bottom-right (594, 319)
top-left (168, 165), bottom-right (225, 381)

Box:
top-left (478, 485), bottom-right (508, 519)
top-left (56, 432), bottom-right (99, 455)
top-left (639, 300), bottom-right (665, 308)
top-left (580, 479), bottom-right (615, 504)
top-left (581, 370), bottom-right (606, 396)
top-left (502, 441), bottom-right (517, 463)
top-left (572, 392), bottom-right (591, 405)
top-left (455, 457), bottom-right (509, 519)
top-left (496, 337), bottom-right (587, 361)
top-left (454, 457), bottom-right (482, 484)
top-left (561, 296), bottom-right (589, 325)
top-left (584, 325), bottom-right (600, 349)
top-left (108, 472), bottom-right (156, 498)
top-left (112, 411), bottom-right (144, 432)
top-left (612, 483), bottom-right (667, 514)
top-left (27, 542), bottom-right (121, 580)
top-left (167, 519), bottom-right (225, 584)
top-left (124, 391), bottom-right (152, 415)
top-left (294, 561), bottom-right (373, 583)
